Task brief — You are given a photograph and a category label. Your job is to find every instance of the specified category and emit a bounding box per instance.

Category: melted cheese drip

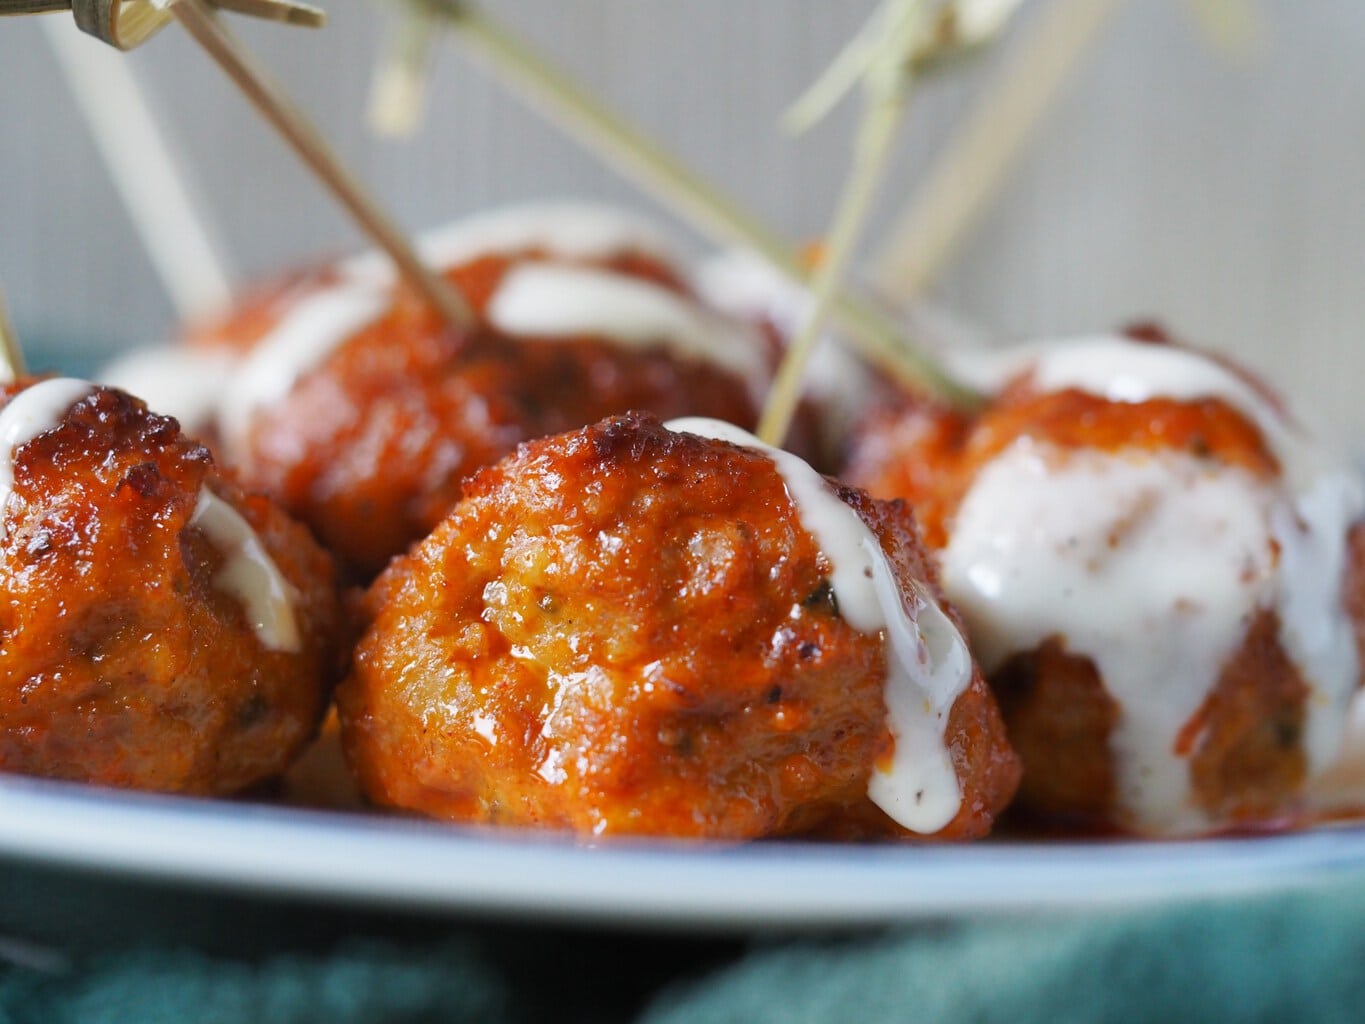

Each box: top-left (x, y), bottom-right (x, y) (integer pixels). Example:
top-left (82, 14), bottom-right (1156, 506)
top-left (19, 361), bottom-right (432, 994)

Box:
top-left (0, 378), bottom-right (95, 540)
top-left (941, 335), bottom-right (1364, 832)
top-left (491, 265), bottom-right (769, 399)
top-left (190, 489), bottom-right (300, 653)
top-left (667, 417), bottom-right (972, 833)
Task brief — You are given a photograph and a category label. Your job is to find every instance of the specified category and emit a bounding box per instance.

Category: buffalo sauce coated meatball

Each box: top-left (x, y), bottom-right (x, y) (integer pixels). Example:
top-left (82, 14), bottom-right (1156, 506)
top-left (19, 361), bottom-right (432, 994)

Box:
top-left (117, 203), bottom-right (776, 580)
top-left (338, 413), bottom-right (1019, 840)
top-left (0, 377), bottom-right (342, 794)
top-left (845, 332), bottom-right (1365, 836)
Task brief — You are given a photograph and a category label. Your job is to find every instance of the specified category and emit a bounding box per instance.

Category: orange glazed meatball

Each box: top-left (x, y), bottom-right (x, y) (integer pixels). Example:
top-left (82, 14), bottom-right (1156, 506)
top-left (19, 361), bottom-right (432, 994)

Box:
top-left (0, 377), bottom-right (342, 794)
top-left (109, 203), bottom-right (774, 579)
top-left (845, 332), bottom-right (1365, 836)
top-left (339, 413), bottom-right (1020, 840)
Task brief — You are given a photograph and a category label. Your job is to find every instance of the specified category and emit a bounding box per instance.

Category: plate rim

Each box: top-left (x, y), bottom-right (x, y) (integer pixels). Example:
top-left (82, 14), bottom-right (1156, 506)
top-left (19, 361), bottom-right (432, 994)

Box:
top-left (4, 775), bottom-right (1365, 931)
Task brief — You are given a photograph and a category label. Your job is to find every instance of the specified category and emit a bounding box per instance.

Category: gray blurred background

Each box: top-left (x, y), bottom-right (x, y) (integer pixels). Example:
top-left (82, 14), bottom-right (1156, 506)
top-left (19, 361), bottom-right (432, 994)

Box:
top-left (0, 1), bottom-right (1361, 431)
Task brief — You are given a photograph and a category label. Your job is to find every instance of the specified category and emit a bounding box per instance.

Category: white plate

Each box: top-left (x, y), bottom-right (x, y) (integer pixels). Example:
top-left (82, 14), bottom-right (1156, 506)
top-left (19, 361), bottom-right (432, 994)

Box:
top-left (2, 774), bottom-right (1365, 931)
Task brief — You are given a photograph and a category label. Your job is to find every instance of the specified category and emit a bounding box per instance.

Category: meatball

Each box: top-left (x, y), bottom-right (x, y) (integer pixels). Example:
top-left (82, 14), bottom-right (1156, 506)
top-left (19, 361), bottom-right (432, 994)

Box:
top-left (845, 332), bottom-right (1365, 836)
top-left (0, 377), bottom-right (343, 794)
top-left (338, 413), bottom-right (1019, 841)
top-left (111, 203), bottom-right (775, 579)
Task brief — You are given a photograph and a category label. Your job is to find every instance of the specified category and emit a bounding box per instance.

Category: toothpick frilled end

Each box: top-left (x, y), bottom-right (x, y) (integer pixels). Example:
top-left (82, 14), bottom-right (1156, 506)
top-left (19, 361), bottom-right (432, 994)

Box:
top-left (0, 0), bottom-right (323, 50)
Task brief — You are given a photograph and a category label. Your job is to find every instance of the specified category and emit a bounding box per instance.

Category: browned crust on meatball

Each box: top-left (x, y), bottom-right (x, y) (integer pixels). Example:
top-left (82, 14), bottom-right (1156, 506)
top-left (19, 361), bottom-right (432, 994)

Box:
top-left (0, 381), bottom-right (343, 794)
top-left (339, 413), bottom-right (1018, 840)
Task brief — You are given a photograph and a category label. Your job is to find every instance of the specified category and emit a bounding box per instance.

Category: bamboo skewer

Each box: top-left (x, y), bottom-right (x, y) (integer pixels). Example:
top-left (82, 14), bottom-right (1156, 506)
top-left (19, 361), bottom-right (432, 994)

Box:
top-left (780, 0), bottom-right (1026, 136)
top-left (442, 7), bottom-right (800, 281)
top-left (209, 0), bottom-right (322, 28)
top-left (0, 288), bottom-right (27, 384)
top-left (14, 0), bottom-right (468, 328)
top-left (871, 0), bottom-right (1126, 298)
top-left (759, 0), bottom-right (925, 447)
top-left (857, 0), bottom-right (1249, 319)
top-left (0, 0), bottom-right (324, 48)
top-left (434, 1), bottom-right (975, 407)
top-left (757, 90), bottom-right (906, 446)
top-left (1184, 0), bottom-right (1262, 56)
top-left (169, 0), bottom-right (475, 332)
top-left (368, 3), bottom-right (439, 136)
top-left (42, 18), bottom-right (236, 319)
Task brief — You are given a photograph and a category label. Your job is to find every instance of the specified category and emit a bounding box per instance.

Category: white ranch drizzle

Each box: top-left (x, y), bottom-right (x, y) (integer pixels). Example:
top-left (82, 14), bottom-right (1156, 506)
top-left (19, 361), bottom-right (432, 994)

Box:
top-left (214, 207), bottom-right (766, 449)
top-left (99, 344), bottom-right (241, 437)
top-left (939, 335), bottom-right (1364, 832)
top-left (666, 416), bottom-right (973, 834)
top-left (0, 379), bottom-right (300, 652)
top-left (215, 284), bottom-right (390, 460)
top-left (948, 335), bottom-right (1330, 490)
top-left (944, 444), bottom-right (1278, 832)
top-left (0, 378), bottom-right (95, 541)
top-left (490, 264), bottom-right (770, 400)
top-left (190, 488), bottom-right (300, 653)
top-left (339, 201), bottom-right (685, 287)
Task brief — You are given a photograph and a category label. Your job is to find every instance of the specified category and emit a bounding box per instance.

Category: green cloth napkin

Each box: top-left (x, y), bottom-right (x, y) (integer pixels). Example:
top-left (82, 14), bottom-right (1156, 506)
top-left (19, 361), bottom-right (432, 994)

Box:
top-left (2, 871), bottom-right (1364, 1024)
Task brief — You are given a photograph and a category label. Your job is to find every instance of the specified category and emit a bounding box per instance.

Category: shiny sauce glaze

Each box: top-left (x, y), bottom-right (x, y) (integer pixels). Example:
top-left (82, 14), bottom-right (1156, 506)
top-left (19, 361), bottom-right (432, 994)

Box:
top-left (339, 412), bottom-right (1017, 839)
top-left (668, 417), bottom-right (974, 833)
top-left (0, 378), bottom-right (299, 650)
top-left (199, 203), bottom-right (766, 454)
top-left (164, 206), bottom-right (771, 578)
top-left (0, 378), bottom-right (340, 794)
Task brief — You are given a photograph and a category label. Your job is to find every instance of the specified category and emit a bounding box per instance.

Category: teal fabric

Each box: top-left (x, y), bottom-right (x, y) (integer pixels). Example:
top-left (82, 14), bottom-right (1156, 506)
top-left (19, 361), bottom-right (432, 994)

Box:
top-left (0, 942), bottom-right (509, 1024)
top-left (1, 877), bottom-right (1364, 1023)
top-left (646, 883), bottom-right (1365, 1023)
top-left (21, 333), bottom-right (115, 382)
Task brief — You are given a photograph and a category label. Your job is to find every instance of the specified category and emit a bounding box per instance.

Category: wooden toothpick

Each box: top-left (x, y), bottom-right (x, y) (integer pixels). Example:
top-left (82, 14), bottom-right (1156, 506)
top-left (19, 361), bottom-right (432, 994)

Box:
top-left (368, 3), bottom-right (439, 136)
top-left (0, 0), bottom-right (325, 49)
top-left (43, 17), bottom-right (236, 319)
top-left (434, 0), bottom-right (975, 408)
top-left (759, 0), bottom-right (927, 447)
top-left (0, 288), bottom-right (27, 384)
top-left (169, 0), bottom-right (475, 332)
top-left (871, 0), bottom-right (1126, 298)
top-left (1183, 0), bottom-right (1263, 57)
top-left (209, 0), bottom-right (323, 28)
